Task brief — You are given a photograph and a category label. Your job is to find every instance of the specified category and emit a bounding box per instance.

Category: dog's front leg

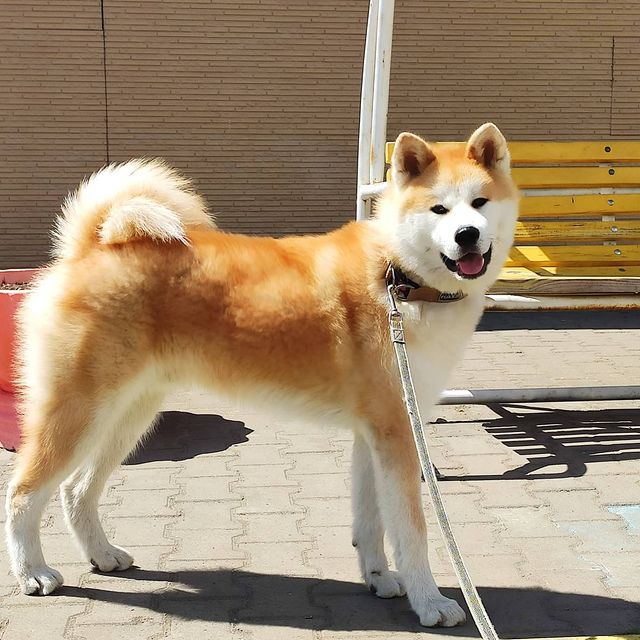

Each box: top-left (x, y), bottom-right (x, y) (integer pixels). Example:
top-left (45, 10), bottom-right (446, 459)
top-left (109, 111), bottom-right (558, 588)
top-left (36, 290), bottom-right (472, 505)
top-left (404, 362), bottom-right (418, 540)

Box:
top-left (366, 423), bottom-right (466, 627)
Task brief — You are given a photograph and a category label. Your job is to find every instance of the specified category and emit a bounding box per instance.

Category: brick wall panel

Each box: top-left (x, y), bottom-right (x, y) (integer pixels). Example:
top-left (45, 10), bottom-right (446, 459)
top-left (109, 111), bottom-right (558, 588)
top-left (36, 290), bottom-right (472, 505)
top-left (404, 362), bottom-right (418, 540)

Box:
top-left (0, 1), bottom-right (101, 30)
top-left (387, 0), bottom-right (640, 141)
top-left (104, 1), bottom-right (366, 237)
top-left (0, 27), bottom-right (107, 268)
top-left (611, 36), bottom-right (640, 136)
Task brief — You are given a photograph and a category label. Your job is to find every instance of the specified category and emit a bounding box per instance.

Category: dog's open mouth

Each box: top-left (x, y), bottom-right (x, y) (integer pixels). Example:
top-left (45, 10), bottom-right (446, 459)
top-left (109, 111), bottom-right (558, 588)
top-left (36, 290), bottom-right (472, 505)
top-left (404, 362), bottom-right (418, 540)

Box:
top-left (441, 246), bottom-right (492, 279)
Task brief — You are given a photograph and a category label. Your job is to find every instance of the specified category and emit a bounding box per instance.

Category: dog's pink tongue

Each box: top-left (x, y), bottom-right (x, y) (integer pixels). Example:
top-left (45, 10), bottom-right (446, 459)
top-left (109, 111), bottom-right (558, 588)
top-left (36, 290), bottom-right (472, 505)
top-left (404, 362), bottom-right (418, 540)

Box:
top-left (457, 253), bottom-right (485, 276)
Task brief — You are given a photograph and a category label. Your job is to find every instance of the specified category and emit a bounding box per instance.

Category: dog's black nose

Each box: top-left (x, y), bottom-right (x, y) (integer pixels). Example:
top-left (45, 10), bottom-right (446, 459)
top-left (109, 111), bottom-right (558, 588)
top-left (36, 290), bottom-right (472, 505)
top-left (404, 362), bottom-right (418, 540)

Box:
top-left (454, 226), bottom-right (480, 247)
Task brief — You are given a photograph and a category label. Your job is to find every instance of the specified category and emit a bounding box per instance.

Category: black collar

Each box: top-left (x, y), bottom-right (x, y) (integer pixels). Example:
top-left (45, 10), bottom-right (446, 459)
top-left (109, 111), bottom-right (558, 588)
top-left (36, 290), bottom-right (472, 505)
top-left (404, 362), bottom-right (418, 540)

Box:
top-left (385, 264), bottom-right (466, 303)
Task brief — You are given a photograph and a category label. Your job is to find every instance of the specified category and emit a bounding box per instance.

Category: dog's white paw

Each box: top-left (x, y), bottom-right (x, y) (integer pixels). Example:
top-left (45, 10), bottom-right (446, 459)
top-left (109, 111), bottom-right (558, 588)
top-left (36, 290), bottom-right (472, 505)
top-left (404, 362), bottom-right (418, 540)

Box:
top-left (90, 544), bottom-right (134, 572)
top-left (19, 565), bottom-right (64, 595)
top-left (416, 595), bottom-right (466, 627)
top-left (367, 569), bottom-right (406, 598)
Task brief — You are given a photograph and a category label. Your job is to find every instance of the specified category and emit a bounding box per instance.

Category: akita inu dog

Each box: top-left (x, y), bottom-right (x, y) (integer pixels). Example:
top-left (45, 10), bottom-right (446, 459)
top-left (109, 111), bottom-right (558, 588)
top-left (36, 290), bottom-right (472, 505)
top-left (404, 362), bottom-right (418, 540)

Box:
top-left (6, 123), bottom-right (518, 627)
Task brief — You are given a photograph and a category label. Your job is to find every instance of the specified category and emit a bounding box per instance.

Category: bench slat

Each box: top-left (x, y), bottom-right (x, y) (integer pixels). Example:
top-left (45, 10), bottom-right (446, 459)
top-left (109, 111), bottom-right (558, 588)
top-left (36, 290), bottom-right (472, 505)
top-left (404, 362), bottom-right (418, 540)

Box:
top-left (385, 140), bottom-right (640, 164)
top-left (512, 166), bottom-right (640, 189)
top-left (493, 266), bottom-right (640, 295)
top-left (493, 273), bottom-right (640, 295)
top-left (520, 193), bottom-right (640, 217)
top-left (509, 141), bottom-right (640, 164)
top-left (506, 245), bottom-right (640, 267)
top-left (500, 265), bottom-right (640, 278)
top-left (514, 220), bottom-right (640, 244)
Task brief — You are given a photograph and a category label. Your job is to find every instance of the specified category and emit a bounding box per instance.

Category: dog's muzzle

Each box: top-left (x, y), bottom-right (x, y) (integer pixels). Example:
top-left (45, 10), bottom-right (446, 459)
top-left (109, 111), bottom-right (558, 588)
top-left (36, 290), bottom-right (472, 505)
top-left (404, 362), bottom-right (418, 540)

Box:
top-left (440, 245), bottom-right (492, 279)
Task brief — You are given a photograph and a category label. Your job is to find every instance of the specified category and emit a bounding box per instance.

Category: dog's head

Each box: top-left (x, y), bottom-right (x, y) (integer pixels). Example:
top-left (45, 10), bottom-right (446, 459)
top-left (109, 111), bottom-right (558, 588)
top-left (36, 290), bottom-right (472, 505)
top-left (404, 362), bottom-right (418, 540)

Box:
top-left (376, 123), bottom-right (519, 294)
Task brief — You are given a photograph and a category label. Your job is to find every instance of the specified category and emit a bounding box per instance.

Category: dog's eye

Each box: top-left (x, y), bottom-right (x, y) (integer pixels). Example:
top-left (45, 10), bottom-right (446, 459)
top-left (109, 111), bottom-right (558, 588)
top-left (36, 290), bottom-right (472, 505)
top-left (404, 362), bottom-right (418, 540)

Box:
top-left (471, 197), bottom-right (489, 209)
top-left (430, 204), bottom-right (449, 215)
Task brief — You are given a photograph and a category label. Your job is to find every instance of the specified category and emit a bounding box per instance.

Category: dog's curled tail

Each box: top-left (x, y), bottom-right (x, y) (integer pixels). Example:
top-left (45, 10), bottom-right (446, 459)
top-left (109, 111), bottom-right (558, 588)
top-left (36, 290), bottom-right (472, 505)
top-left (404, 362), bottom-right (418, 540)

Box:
top-left (52, 158), bottom-right (214, 260)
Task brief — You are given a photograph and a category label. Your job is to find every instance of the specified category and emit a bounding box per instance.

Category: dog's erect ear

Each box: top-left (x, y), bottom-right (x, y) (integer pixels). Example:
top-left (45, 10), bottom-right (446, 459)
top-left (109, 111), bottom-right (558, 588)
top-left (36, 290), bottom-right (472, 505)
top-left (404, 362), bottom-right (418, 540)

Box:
top-left (391, 132), bottom-right (436, 188)
top-left (466, 123), bottom-right (510, 171)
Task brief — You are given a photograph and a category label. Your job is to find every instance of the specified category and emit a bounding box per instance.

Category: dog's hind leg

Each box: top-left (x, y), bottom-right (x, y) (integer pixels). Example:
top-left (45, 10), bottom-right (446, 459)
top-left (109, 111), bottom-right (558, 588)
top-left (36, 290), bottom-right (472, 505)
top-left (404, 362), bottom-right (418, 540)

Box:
top-left (5, 397), bottom-right (95, 595)
top-left (60, 391), bottom-right (163, 573)
top-left (351, 431), bottom-right (405, 598)
top-left (5, 478), bottom-right (64, 595)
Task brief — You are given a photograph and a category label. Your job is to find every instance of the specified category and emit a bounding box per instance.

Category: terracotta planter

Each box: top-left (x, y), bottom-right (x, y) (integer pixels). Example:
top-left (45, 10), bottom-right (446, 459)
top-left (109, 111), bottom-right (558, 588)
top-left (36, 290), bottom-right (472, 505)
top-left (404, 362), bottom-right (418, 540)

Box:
top-left (0, 268), bottom-right (38, 451)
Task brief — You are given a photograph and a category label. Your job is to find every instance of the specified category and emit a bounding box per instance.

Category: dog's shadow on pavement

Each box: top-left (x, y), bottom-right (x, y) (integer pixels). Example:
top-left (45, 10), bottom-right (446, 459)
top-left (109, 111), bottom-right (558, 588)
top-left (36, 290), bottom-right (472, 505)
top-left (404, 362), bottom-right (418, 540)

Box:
top-left (124, 411), bottom-right (253, 464)
top-left (442, 405), bottom-right (640, 480)
top-left (57, 568), bottom-right (640, 637)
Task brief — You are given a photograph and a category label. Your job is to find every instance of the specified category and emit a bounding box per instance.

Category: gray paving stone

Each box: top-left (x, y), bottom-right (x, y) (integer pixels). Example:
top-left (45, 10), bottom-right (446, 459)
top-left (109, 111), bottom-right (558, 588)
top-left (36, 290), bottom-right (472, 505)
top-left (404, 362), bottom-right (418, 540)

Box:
top-left (302, 525), bottom-right (353, 560)
top-left (234, 625), bottom-right (321, 640)
top-left (288, 473), bottom-right (350, 499)
top-left (295, 498), bottom-right (351, 528)
top-left (116, 468), bottom-right (179, 491)
top-left (555, 519), bottom-right (640, 553)
top-left (109, 517), bottom-right (175, 547)
top-left (238, 541), bottom-right (318, 577)
top-left (540, 488), bottom-right (622, 522)
top-left (283, 451), bottom-right (344, 475)
top-left (231, 444), bottom-right (289, 466)
top-left (488, 505), bottom-right (575, 538)
top-left (171, 500), bottom-right (244, 531)
top-left (310, 553), bottom-right (366, 583)
top-left (174, 474), bottom-right (240, 502)
top-left (581, 551), bottom-right (640, 588)
top-left (72, 621), bottom-right (165, 640)
top-left (108, 489), bottom-right (179, 519)
top-left (437, 492), bottom-right (498, 523)
top-left (164, 617), bottom-right (238, 640)
top-left (169, 536), bottom-right (247, 562)
top-left (235, 485), bottom-right (304, 515)
top-left (1, 602), bottom-right (85, 640)
top-left (276, 433), bottom-right (340, 454)
top-left (238, 515), bottom-right (310, 545)
top-left (235, 463), bottom-right (299, 488)
top-left (178, 455), bottom-right (238, 478)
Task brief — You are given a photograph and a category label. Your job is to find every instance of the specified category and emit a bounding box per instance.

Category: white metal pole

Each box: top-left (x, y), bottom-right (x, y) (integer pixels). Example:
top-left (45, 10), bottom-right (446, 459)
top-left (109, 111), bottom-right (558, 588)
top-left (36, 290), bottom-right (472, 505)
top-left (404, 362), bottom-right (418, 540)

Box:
top-left (356, 0), bottom-right (380, 221)
top-left (370, 0), bottom-right (395, 185)
top-left (440, 385), bottom-right (640, 405)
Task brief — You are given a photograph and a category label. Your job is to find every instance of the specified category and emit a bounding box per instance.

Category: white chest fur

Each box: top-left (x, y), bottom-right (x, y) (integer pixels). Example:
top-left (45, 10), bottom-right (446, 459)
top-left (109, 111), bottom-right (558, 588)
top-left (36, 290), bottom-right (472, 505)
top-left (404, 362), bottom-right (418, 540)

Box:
top-left (400, 294), bottom-right (485, 420)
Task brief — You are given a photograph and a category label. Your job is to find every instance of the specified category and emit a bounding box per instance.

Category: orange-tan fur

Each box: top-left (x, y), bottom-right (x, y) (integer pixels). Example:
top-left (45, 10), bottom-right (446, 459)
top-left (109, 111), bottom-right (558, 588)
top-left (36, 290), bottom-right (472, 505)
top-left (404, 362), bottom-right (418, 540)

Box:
top-left (6, 124), bottom-right (518, 627)
top-left (16, 221), bottom-right (399, 469)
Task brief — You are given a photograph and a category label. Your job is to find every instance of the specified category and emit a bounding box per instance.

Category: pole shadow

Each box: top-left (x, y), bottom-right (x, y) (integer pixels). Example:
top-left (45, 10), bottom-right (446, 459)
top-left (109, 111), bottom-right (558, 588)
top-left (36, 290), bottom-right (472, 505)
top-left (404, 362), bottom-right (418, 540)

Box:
top-left (439, 405), bottom-right (640, 481)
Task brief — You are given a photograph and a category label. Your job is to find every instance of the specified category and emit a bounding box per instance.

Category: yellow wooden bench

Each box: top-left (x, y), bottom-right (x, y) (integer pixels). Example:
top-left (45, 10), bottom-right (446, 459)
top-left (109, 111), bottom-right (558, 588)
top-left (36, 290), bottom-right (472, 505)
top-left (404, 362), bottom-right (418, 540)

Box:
top-left (384, 140), bottom-right (640, 309)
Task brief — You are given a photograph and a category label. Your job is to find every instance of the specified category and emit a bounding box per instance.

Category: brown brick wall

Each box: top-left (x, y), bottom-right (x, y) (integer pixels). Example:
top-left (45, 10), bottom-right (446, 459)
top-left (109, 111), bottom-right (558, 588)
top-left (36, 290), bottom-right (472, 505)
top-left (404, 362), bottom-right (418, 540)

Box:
top-left (1, 1), bottom-right (640, 268)
top-left (388, 0), bottom-right (640, 140)
top-left (0, 22), bottom-right (107, 268)
top-left (103, 1), bottom-right (365, 240)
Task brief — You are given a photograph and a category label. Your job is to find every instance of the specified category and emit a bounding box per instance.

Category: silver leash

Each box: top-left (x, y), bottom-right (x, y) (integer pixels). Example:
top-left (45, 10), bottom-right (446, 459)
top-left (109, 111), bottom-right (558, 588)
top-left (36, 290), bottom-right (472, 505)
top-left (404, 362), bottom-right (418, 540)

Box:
top-left (387, 284), bottom-right (499, 639)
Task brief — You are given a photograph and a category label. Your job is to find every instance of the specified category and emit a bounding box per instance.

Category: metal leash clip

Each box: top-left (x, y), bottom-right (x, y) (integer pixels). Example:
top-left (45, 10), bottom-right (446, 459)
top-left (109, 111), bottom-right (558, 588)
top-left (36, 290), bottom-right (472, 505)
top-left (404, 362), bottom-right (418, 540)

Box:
top-left (385, 263), bottom-right (414, 302)
top-left (386, 283), bottom-right (405, 345)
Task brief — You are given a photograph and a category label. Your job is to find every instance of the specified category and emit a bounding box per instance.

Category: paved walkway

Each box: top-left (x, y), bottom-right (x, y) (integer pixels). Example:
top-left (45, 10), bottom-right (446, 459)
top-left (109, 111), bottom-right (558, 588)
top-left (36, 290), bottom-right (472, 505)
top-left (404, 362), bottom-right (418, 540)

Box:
top-left (0, 311), bottom-right (639, 639)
